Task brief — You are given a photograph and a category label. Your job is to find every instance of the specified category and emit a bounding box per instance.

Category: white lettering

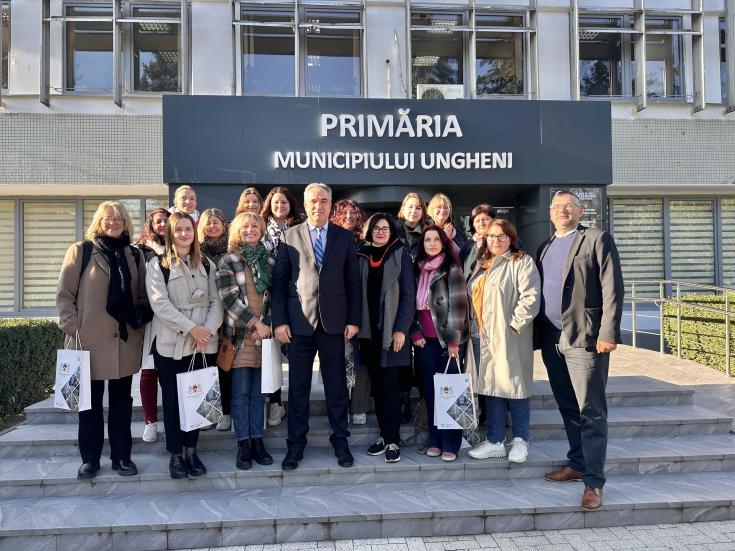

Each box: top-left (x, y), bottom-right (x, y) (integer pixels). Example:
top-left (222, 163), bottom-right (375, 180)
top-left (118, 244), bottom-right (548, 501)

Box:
top-left (416, 115), bottom-right (434, 138)
top-left (340, 115), bottom-right (357, 138)
top-left (274, 151), bottom-right (294, 168)
top-left (320, 114), bottom-right (338, 137)
top-left (443, 115), bottom-right (463, 138)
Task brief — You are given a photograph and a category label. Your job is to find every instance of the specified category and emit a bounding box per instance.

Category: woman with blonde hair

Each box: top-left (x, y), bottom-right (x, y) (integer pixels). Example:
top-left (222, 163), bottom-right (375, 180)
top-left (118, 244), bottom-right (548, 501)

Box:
top-left (197, 208), bottom-right (233, 431)
top-left (397, 192), bottom-right (427, 262)
top-left (427, 193), bottom-right (466, 253)
top-left (145, 211), bottom-right (223, 479)
top-left (235, 187), bottom-right (263, 216)
top-left (57, 201), bottom-right (151, 479)
top-left (216, 212), bottom-right (275, 470)
top-left (169, 185), bottom-right (200, 223)
top-left (467, 219), bottom-right (540, 464)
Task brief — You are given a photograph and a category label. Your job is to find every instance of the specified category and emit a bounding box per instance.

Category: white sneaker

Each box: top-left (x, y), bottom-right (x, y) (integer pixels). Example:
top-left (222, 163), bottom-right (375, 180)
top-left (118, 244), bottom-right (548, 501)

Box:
top-left (142, 422), bottom-right (158, 443)
top-left (351, 413), bottom-right (367, 425)
top-left (216, 414), bottom-right (231, 431)
top-left (508, 437), bottom-right (528, 463)
top-left (267, 403), bottom-right (286, 426)
top-left (468, 440), bottom-right (506, 460)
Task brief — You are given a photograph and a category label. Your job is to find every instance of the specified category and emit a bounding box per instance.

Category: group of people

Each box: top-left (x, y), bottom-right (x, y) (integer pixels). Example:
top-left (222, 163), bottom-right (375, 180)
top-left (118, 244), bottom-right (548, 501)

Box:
top-left (56, 183), bottom-right (623, 512)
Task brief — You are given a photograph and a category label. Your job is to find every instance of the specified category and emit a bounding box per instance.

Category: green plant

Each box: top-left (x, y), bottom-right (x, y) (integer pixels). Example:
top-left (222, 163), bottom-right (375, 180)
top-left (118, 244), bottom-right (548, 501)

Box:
top-left (0, 318), bottom-right (64, 423)
top-left (662, 292), bottom-right (735, 376)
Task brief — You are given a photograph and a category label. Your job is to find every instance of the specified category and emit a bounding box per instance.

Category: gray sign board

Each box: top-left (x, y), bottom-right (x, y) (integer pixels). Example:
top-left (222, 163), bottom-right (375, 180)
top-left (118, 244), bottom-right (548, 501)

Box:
top-left (163, 96), bottom-right (611, 187)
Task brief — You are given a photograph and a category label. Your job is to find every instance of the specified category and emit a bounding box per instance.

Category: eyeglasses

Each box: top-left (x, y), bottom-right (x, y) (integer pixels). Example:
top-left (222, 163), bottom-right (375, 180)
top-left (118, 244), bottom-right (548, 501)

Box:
top-left (372, 226), bottom-right (391, 234)
top-left (103, 217), bottom-right (123, 224)
top-left (486, 233), bottom-right (508, 242)
top-left (549, 203), bottom-right (580, 212)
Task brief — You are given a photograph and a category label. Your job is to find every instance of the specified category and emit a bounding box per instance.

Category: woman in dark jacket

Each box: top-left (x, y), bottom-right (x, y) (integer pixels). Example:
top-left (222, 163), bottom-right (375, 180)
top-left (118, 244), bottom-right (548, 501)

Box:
top-left (410, 225), bottom-right (469, 462)
top-left (427, 193), bottom-right (467, 253)
top-left (397, 192), bottom-right (428, 262)
top-left (356, 214), bottom-right (416, 462)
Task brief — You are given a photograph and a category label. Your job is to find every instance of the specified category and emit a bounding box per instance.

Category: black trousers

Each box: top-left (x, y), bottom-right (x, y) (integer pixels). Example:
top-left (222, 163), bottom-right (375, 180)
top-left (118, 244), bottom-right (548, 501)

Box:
top-left (218, 367), bottom-right (232, 415)
top-left (360, 338), bottom-right (402, 445)
top-left (78, 376), bottom-right (133, 464)
top-left (154, 348), bottom-right (217, 455)
top-left (540, 329), bottom-right (609, 489)
top-left (287, 324), bottom-right (350, 452)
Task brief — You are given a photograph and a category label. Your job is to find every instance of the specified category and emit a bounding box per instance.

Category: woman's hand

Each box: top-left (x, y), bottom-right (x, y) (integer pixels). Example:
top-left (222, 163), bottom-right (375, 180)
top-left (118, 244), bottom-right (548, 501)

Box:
top-left (391, 331), bottom-right (406, 352)
top-left (413, 338), bottom-right (426, 349)
top-left (189, 326), bottom-right (212, 345)
top-left (448, 344), bottom-right (460, 359)
top-left (253, 320), bottom-right (272, 340)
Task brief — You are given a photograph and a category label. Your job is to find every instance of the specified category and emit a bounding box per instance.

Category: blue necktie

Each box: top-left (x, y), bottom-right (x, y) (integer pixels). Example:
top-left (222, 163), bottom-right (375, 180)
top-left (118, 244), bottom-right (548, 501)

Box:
top-left (314, 227), bottom-right (324, 269)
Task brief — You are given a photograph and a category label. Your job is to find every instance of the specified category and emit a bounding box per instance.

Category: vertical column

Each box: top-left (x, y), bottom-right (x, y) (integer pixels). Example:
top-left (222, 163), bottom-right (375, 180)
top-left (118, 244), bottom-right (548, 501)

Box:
top-left (113, 0), bottom-right (121, 107)
top-left (569, 0), bottom-right (579, 101)
top-left (691, 0), bottom-right (705, 112)
top-left (727, 0), bottom-right (735, 113)
top-left (181, 0), bottom-right (189, 95)
top-left (40, 0), bottom-right (50, 106)
top-left (528, 0), bottom-right (539, 99)
top-left (634, 0), bottom-right (646, 111)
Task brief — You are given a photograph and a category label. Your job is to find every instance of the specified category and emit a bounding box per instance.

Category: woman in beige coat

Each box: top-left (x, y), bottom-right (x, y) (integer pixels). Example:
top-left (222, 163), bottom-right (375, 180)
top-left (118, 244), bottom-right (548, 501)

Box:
top-left (146, 212), bottom-right (224, 479)
top-left (56, 201), bottom-right (151, 480)
top-left (467, 219), bottom-right (540, 464)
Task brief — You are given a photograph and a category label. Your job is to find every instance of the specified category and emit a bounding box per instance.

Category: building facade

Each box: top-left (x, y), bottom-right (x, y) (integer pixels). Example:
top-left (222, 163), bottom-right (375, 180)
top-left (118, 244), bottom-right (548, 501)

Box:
top-left (0, 0), bottom-right (734, 316)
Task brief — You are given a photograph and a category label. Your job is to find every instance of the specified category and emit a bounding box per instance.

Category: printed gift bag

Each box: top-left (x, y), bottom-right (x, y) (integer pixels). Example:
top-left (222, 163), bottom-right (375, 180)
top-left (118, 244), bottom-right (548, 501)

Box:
top-left (433, 357), bottom-right (478, 442)
top-left (176, 353), bottom-right (223, 431)
top-left (345, 339), bottom-right (357, 393)
top-left (54, 333), bottom-right (91, 412)
top-left (261, 337), bottom-right (284, 394)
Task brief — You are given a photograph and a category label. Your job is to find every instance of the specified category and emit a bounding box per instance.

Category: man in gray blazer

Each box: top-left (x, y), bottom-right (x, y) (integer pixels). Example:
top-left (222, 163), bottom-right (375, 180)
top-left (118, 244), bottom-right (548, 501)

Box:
top-left (535, 190), bottom-right (624, 512)
top-left (272, 183), bottom-right (361, 470)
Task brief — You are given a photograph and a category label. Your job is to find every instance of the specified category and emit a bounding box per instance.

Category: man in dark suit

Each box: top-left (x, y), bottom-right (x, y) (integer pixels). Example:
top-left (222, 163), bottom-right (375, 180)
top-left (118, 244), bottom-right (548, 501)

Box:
top-left (272, 183), bottom-right (361, 470)
top-left (535, 190), bottom-right (624, 511)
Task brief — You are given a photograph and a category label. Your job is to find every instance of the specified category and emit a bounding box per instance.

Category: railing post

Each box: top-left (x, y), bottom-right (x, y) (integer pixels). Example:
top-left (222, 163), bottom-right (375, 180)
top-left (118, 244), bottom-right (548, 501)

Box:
top-left (676, 283), bottom-right (682, 359)
top-left (659, 282), bottom-right (665, 355)
top-left (727, 293), bottom-right (732, 378)
top-left (631, 283), bottom-right (637, 348)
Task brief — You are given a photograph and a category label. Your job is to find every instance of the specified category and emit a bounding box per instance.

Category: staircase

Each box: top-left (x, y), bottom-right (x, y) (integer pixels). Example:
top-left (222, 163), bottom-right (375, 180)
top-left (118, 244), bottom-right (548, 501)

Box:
top-left (1, 375), bottom-right (734, 550)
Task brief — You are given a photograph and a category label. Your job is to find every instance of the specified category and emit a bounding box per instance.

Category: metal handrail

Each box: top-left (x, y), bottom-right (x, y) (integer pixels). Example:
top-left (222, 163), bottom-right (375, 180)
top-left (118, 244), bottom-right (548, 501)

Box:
top-left (625, 280), bottom-right (734, 377)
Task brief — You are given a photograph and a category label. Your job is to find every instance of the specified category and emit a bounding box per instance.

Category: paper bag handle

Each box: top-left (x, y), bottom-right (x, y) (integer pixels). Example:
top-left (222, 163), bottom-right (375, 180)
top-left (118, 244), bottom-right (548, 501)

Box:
top-left (187, 351), bottom-right (209, 372)
top-left (65, 331), bottom-right (83, 351)
top-left (443, 356), bottom-right (461, 374)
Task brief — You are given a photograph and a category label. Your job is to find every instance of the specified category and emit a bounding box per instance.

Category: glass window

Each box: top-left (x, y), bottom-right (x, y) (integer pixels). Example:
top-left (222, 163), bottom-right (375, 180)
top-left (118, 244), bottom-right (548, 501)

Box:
top-left (475, 14), bottom-right (524, 96)
top-left (241, 8), bottom-right (295, 95)
top-left (22, 202), bottom-right (77, 310)
top-left (132, 6), bottom-right (181, 92)
top-left (721, 199), bottom-right (735, 287)
top-left (721, 18), bottom-right (728, 104)
top-left (145, 197), bottom-right (169, 213)
top-left (643, 17), bottom-right (684, 99)
top-left (579, 16), bottom-right (628, 97)
top-left (411, 12), bottom-right (464, 98)
top-left (1, 1), bottom-right (9, 90)
top-left (65, 5), bottom-right (113, 92)
top-left (612, 198), bottom-right (664, 295)
top-left (669, 199), bottom-right (715, 285)
top-left (304, 10), bottom-right (361, 97)
top-left (0, 200), bottom-right (13, 311)
top-left (83, 199), bottom-right (143, 241)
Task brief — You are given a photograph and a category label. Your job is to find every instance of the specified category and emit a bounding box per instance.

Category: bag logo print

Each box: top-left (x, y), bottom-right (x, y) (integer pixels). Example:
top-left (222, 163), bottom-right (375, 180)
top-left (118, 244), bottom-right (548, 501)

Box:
top-left (439, 384), bottom-right (454, 397)
top-left (188, 383), bottom-right (202, 396)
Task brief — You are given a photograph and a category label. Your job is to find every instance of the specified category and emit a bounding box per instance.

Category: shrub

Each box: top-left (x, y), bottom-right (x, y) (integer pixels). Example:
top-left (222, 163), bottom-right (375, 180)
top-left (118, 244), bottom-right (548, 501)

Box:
top-left (0, 318), bottom-right (64, 423)
top-left (662, 292), bottom-right (735, 376)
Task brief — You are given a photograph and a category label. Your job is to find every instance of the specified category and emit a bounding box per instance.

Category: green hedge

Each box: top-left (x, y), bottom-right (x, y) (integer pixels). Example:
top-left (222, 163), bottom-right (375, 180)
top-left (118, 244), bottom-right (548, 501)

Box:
top-left (0, 318), bottom-right (64, 423)
top-left (662, 292), bottom-right (735, 376)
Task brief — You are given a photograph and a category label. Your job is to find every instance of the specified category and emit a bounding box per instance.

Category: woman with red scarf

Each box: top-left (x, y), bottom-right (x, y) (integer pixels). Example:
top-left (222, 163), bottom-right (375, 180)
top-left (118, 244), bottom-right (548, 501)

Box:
top-left (356, 214), bottom-right (415, 463)
top-left (410, 225), bottom-right (469, 462)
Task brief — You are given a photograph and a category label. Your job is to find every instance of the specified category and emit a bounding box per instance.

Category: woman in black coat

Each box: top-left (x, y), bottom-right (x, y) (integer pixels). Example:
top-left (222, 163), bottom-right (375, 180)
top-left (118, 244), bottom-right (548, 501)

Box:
top-left (356, 213), bottom-right (416, 463)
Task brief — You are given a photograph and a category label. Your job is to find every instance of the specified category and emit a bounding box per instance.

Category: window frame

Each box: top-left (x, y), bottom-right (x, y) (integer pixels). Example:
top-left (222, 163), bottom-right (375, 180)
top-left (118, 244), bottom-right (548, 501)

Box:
top-left (43, 0), bottom-right (189, 106)
top-left (1, 0), bottom-right (10, 93)
top-left (407, 2), bottom-right (537, 100)
top-left (235, 1), bottom-right (366, 98)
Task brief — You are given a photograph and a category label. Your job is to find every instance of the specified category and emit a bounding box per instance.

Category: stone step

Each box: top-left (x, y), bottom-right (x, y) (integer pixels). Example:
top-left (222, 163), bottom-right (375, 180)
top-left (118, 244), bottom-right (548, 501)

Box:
top-left (1, 435), bottom-right (734, 500)
top-left (2, 471), bottom-right (735, 549)
top-left (0, 404), bottom-right (730, 459)
top-left (23, 377), bottom-right (695, 425)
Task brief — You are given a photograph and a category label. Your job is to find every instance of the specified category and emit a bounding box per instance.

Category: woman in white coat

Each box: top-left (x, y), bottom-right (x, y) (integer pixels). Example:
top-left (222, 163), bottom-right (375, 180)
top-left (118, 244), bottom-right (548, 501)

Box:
top-left (145, 212), bottom-right (224, 479)
top-left (467, 219), bottom-right (540, 464)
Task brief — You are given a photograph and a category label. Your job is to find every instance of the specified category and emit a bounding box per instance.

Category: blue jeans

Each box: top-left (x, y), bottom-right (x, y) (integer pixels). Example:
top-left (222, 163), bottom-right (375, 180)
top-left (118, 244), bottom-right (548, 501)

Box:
top-left (415, 338), bottom-right (463, 455)
top-left (484, 395), bottom-right (530, 443)
top-left (231, 368), bottom-right (265, 440)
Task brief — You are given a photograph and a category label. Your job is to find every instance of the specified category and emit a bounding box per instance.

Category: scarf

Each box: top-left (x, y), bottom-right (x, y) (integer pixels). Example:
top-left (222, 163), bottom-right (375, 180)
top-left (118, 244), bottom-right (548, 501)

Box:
top-left (471, 258), bottom-right (495, 331)
top-left (266, 217), bottom-right (289, 259)
top-left (94, 234), bottom-right (134, 342)
top-left (241, 242), bottom-right (271, 294)
top-left (366, 239), bottom-right (398, 268)
top-left (201, 233), bottom-right (229, 262)
top-left (416, 253), bottom-right (445, 311)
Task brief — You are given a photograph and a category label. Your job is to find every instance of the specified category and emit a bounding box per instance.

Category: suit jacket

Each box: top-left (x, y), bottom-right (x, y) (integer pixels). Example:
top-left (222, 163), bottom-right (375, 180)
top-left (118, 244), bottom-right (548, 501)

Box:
top-left (535, 224), bottom-right (624, 349)
top-left (271, 221), bottom-right (361, 336)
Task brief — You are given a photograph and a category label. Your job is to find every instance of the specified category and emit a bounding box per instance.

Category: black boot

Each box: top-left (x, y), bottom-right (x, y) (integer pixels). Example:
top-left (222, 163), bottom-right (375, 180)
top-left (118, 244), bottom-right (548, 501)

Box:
top-left (236, 439), bottom-right (252, 470)
top-left (169, 454), bottom-right (188, 479)
top-left (250, 437), bottom-right (273, 465)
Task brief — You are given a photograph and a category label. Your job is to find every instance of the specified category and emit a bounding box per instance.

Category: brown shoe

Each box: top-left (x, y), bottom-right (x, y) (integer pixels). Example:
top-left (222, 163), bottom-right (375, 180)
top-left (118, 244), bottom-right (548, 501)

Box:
top-left (544, 466), bottom-right (583, 482)
top-left (581, 486), bottom-right (603, 511)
